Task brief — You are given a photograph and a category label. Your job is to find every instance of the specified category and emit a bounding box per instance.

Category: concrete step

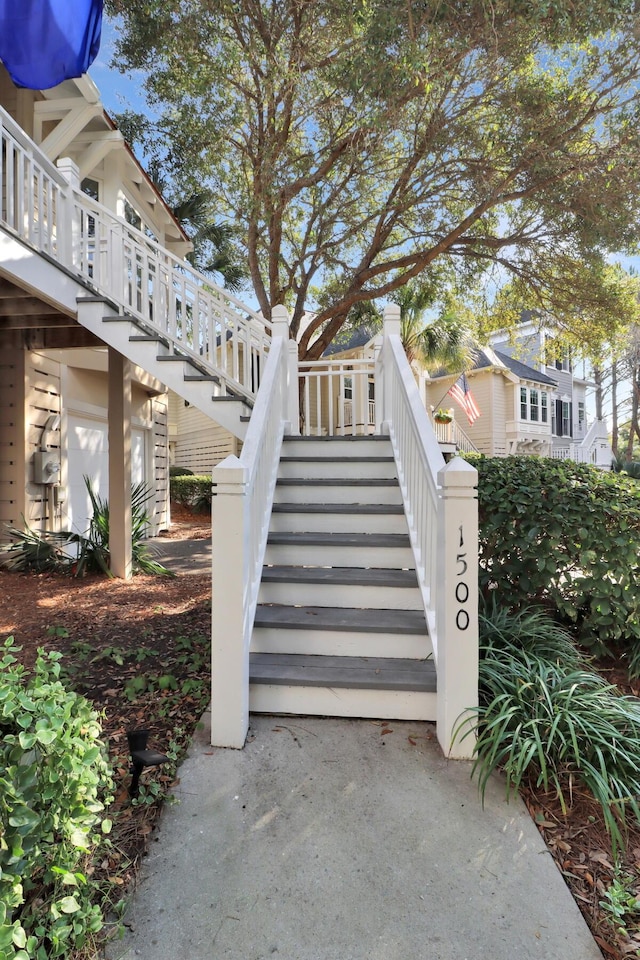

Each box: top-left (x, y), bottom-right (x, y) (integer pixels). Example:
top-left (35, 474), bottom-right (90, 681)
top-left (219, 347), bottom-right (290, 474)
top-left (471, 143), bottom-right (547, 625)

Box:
top-left (277, 456), bottom-right (397, 480)
top-left (258, 565), bottom-right (423, 610)
top-left (251, 603), bottom-right (429, 658)
top-left (264, 531), bottom-right (414, 568)
top-left (249, 653), bottom-right (437, 721)
top-left (269, 502), bottom-right (406, 534)
top-left (273, 478), bottom-right (403, 505)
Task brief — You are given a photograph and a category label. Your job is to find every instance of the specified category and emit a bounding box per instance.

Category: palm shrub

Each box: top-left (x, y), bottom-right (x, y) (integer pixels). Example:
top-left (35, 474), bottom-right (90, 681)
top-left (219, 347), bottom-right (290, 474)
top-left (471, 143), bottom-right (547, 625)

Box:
top-left (69, 478), bottom-right (171, 577)
top-left (470, 603), bottom-right (640, 853)
top-left (1, 479), bottom-right (172, 577)
top-left (0, 525), bottom-right (71, 573)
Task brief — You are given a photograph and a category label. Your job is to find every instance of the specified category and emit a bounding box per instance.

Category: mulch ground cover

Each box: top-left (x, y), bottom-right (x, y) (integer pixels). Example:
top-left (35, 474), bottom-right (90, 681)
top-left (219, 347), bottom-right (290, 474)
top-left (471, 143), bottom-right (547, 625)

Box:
top-left (2, 522), bottom-right (640, 958)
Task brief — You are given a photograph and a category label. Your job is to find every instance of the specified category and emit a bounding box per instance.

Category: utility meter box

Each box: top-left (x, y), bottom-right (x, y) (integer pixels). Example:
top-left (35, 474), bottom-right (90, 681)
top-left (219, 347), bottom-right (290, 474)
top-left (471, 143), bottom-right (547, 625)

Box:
top-left (33, 451), bottom-right (61, 484)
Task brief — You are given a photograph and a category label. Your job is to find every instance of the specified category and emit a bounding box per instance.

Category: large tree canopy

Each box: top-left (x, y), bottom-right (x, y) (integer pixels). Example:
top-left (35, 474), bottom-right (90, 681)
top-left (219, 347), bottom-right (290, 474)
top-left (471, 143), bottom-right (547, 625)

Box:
top-left (106, 0), bottom-right (640, 357)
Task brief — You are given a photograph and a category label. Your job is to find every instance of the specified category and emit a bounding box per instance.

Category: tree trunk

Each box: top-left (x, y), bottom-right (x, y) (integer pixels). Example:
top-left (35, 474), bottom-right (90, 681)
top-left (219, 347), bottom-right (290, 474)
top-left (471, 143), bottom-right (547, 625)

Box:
top-left (611, 360), bottom-right (619, 457)
top-left (626, 366), bottom-right (639, 460)
top-left (593, 365), bottom-right (604, 421)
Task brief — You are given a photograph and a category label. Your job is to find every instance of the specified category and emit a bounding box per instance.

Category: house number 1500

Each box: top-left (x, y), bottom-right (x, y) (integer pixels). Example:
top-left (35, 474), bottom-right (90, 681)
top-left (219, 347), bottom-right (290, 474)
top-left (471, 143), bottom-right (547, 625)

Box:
top-left (456, 524), bottom-right (470, 631)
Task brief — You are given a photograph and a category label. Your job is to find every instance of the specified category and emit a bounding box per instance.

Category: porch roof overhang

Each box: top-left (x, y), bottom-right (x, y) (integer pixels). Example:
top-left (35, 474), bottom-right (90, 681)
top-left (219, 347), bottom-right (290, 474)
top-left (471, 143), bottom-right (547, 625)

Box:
top-left (33, 74), bottom-right (191, 256)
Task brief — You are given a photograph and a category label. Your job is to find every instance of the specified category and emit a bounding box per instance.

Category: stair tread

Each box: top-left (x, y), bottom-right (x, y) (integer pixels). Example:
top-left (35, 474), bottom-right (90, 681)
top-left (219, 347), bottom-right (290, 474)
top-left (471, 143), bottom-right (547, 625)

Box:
top-left (282, 435), bottom-right (389, 442)
top-left (276, 478), bottom-right (399, 487)
top-left (129, 333), bottom-right (170, 344)
top-left (271, 503), bottom-right (405, 515)
top-left (254, 604), bottom-right (426, 633)
top-left (262, 566), bottom-right (419, 587)
top-left (267, 531), bottom-right (409, 546)
top-left (249, 653), bottom-right (436, 692)
top-left (279, 456), bottom-right (394, 463)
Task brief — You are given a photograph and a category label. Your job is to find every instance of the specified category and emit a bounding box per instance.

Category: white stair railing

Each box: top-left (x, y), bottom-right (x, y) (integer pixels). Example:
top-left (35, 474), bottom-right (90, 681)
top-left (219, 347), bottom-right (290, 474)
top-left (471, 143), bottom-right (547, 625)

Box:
top-left (0, 104), bottom-right (270, 404)
top-left (0, 104), bottom-right (63, 258)
top-left (451, 419), bottom-right (479, 454)
top-left (210, 308), bottom-right (297, 747)
top-left (551, 419), bottom-right (613, 470)
top-left (379, 305), bottom-right (478, 758)
top-left (298, 358), bottom-right (375, 436)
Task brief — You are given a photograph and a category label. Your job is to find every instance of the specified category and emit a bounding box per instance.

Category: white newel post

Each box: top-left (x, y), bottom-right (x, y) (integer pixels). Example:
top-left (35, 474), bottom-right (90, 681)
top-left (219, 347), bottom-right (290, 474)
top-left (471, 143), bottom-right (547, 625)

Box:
top-left (271, 304), bottom-right (299, 434)
top-left (56, 158), bottom-right (80, 270)
top-left (436, 456), bottom-right (479, 759)
top-left (374, 340), bottom-right (383, 434)
top-left (210, 457), bottom-right (250, 748)
top-left (382, 304), bottom-right (401, 428)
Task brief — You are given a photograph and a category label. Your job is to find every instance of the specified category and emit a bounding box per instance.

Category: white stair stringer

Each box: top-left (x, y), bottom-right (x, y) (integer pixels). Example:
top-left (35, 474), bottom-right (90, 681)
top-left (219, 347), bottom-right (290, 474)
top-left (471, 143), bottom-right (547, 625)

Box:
top-left (76, 296), bottom-right (251, 440)
top-left (249, 435), bottom-right (436, 721)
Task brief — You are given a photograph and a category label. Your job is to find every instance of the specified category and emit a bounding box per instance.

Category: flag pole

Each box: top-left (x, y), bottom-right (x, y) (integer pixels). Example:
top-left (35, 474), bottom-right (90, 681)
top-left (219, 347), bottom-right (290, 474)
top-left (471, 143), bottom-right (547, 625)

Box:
top-left (432, 370), bottom-right (465, 412)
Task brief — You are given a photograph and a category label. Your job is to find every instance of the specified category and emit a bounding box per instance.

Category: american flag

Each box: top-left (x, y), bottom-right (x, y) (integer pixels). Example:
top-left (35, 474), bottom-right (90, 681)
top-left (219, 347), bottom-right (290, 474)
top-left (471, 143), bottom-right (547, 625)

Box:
top-left (448, 374), bottom-right (481, 425)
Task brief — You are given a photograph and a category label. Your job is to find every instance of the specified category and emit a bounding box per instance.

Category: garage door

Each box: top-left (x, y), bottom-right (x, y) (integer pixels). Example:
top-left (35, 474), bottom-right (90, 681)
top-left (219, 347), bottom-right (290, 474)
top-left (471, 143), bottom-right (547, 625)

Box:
top-left (67, 416), bottom-right (145, 534)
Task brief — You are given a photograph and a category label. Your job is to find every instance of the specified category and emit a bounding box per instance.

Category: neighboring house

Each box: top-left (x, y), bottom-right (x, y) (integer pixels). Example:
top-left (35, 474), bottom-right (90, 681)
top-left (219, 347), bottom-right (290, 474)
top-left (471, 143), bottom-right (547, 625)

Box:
top-left (0, 65), bottom-right (191, 541)
top-left (424, 346), bottom-right (558, 457)
top-left (489, 315), bottom-right (612, 467)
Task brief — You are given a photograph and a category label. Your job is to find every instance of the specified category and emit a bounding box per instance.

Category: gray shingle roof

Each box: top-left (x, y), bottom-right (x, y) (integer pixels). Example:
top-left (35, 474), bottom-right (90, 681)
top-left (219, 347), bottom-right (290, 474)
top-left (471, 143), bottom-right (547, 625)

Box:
top-left (494, 350), bottom-right (557, 386)
top-left (322, 328), bottom-right (376, 356)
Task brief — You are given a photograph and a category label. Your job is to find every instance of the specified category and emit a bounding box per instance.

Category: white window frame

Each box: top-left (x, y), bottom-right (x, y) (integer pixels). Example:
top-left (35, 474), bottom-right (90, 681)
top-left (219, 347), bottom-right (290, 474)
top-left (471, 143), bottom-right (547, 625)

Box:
top-left (520, 386), bottom-right (550, 423)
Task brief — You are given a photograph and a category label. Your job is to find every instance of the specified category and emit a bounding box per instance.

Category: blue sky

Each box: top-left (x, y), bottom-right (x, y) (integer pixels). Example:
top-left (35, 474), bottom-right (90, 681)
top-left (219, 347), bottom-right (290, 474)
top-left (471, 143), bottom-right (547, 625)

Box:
top-left (88, 17), bottom-right (148, 118)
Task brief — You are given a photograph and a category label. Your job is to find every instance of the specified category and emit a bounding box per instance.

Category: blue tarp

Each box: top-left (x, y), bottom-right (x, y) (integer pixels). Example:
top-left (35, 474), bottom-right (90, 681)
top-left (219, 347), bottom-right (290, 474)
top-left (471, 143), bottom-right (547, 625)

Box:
top-left (0, 0), bottom-right (102, 90)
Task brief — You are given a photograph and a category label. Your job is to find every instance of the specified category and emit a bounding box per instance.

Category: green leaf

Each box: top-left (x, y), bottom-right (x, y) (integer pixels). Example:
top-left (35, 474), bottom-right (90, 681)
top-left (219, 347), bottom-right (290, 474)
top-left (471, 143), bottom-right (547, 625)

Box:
top-left (56, 896), bottom-right (81, 915)
top-left (8, 807), bottom-right (40, 829)
top-left (35, 727), bottom-right (57, 745)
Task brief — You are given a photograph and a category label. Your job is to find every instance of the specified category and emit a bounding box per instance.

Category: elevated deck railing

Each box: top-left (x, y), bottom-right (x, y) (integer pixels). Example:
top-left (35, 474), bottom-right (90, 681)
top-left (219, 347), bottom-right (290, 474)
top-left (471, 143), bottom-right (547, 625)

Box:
top-left (298, 358), bottom-right (375, 436)
top-left (0, 104), bottom-right (269, 404)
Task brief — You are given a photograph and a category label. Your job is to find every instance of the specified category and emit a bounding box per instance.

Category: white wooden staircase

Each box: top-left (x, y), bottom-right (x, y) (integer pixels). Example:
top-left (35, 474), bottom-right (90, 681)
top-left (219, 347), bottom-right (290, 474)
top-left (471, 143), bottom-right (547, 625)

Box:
top-left (76, 297), bottom-right (255, 440)
top-left (211, 321), bottom-right (478, 757)
top-left (249, 435), bottom-right (437, 720)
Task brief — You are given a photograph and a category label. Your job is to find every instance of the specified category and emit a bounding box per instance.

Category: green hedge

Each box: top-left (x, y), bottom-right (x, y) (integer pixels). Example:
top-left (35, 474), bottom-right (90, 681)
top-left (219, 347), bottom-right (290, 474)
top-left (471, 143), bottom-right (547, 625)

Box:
top-left (0, 639), bottom-right (114, 959)
top-left (470, 456), bottom-right (640, 658)
top-left (169, 475), bottom-right (212, 512)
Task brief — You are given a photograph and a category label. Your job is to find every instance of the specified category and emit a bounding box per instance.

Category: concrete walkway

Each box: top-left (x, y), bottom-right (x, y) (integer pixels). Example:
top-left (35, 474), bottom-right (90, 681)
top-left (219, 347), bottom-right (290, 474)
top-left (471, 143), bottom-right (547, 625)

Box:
top-left (106, 711), bottom-right (601, 960)
top-left (147, 535), bottom-right (211, 575)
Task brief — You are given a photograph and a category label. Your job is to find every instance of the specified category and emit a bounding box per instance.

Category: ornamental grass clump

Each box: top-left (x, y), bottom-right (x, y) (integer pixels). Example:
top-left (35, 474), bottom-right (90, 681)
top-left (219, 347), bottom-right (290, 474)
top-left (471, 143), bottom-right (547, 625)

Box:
top-left (471, 605), bottom-right (640, 854)
top-left (0, 638), bottom-right (115, 959)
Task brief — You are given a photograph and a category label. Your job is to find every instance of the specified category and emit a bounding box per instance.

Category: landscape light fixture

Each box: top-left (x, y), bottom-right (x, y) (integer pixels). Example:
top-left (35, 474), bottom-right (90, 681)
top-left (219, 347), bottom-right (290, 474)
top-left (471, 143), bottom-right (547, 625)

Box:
top-left (127, 729), bottom-right (169, 798)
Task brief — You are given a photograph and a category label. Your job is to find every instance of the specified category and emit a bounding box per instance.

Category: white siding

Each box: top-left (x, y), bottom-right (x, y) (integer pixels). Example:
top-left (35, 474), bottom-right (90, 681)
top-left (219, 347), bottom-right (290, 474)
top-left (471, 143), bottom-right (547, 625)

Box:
top-left (170, 399), bottom-right (238, 474)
